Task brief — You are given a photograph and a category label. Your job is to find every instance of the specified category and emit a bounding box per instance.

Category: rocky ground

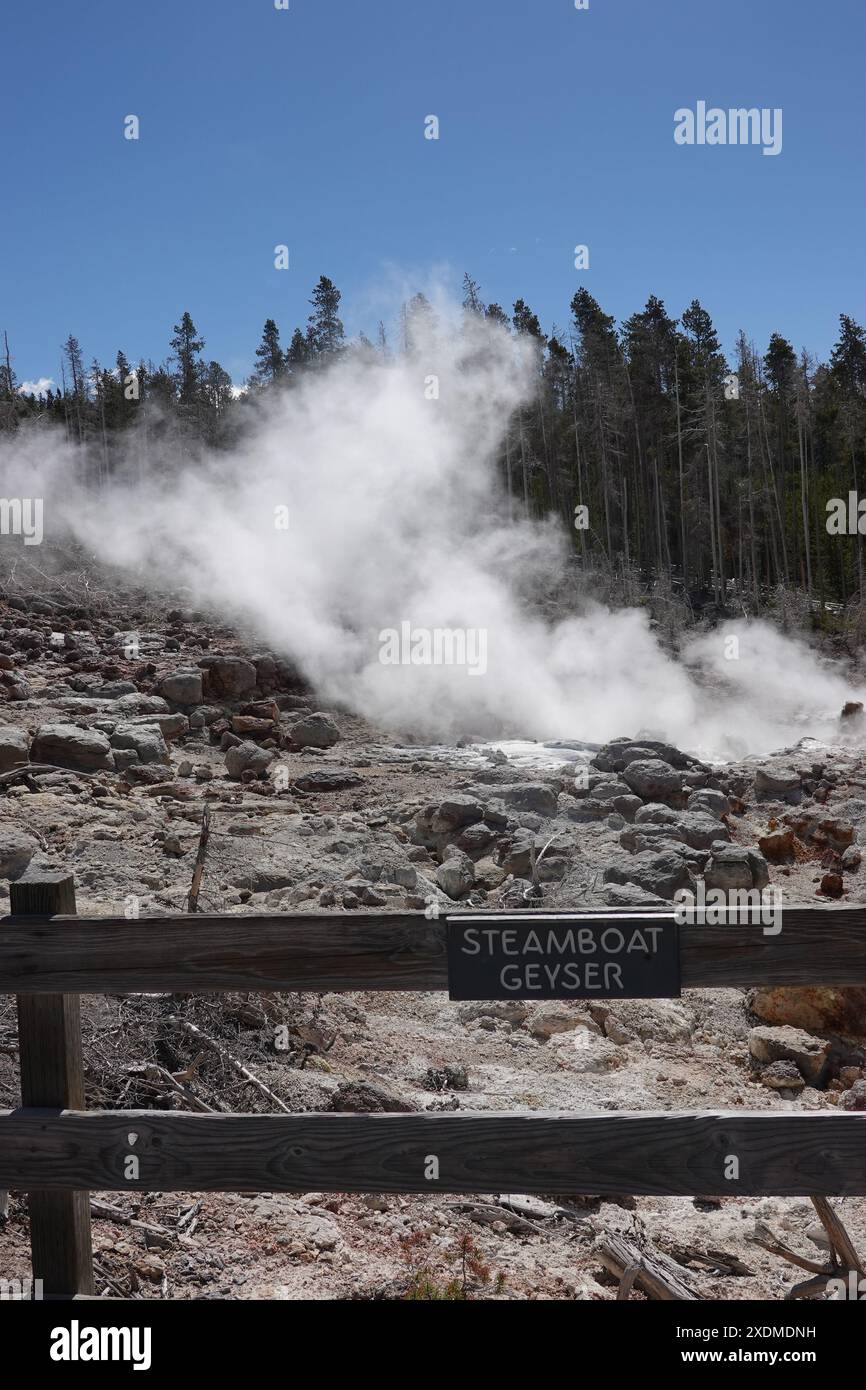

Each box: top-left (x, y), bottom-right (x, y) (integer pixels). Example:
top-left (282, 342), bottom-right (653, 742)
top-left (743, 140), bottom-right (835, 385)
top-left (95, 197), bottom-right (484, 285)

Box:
top-left (1, 575), bottom-right (866, 1300)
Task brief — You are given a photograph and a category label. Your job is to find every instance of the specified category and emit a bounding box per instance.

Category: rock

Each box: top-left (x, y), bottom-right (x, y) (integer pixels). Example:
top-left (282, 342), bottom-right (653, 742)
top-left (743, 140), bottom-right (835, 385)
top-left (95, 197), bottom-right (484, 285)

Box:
top-left (820, 872), bottom-right (844, 898)
top-left (247, 1197), bottom-right (341, 1249)
top-left (287, 712), bottom-right (341, 749)
top-left (750, 985), bottom-right (866, 1036)
top-left (454, 822), bottom-right (498, 857)
top-left (530, 1006), bottom-right (589, 1040)
top-left (631, 805), bottom-right (729, 850)
top-left (703, 844), bottom-right (769, 892)
top-left (748, 1025), bottom-right (832, 1086)
top-left (252, 654), bottom-right (279, 690)
top-left (0, 726), bottom-right (29, 772)
top-left (431, 795), bottom-right (485, 831)
top-left (841, 701), bottom-right (864, 721)
top-left (499, 783), bottom-right (558, 816)
top-left (755, 768), bottom-right (801, 802)
top-left (126, 766), bottom-right (177, 788)
top-left (817, 819), bottom-right (855, 850)
top-left (603, 882), bottom-right (666, 908)
top-left (594, 738), bottom-right (703, 773)
top-left (436, 849), bottom-right (475, 900)
top-left (458, 1000), bottom-right (528, 1028)
top-left (240, 699), bottom-right (281, 722)
top-left (327, 1081), bottom-right (416, 1113)
top-left (603, 849), bottom-right (692, 898)
top-left (840, 1081), bottom-right (866, 1111)
top-left (686, 788), bottom-right (730, 819)
top-left (758, 829), bottom-right (796, 861)
top-left (225, 741), bottom-right (275, 779)
top-left (110, 724), bottom-right (169, 764)
top-left (759, 1060), bottom-right (805, 1092)
top-left (293, 769), bottom-right (362, 792)
top-left (0, 826), bottom-right (38, 878)
top-left (843, 846), bottom-right (862, 871)
top-left (198, 654), bottom-right (257, 701)
top-left (621, 759), bottom-right (683, 803)
top-left (594, 998), bottom-right (695, 1044)
top-left (111, 749), bottom-right (140, 772)
top-left (30, 723), bottom-right (113, 771)
top-left (125, 713), bottom-right (189, 739)
top-left (231, 715), bottom-right (276, 738)
top-left (158, 670), bottom-right (203, 705)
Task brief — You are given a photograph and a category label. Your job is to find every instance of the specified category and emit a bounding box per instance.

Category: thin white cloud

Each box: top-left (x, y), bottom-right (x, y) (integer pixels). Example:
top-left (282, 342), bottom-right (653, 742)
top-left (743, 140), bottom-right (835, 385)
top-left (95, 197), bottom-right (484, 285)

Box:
top-left (19, 377), bottom-right (54, 397)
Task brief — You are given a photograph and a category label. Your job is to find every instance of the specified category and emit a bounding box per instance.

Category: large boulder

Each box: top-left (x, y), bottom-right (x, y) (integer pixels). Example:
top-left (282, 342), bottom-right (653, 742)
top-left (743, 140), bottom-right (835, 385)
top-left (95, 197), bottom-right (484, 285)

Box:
top-left (632, 805), bottom-right (729, 851)
top-left (110, 724), bottom-right (169, 765)
top-left (499, 783), bottom-right (558, 816)
top-left (603, 849), bottom-right (692, 898)
top-left (755, 767), bottom-right (801, 803)
top-left (198, 655), bottom-right (257, 701)
top-left (158, 670), bottom-right (204, 706)
top-left (748, 1025), bottom-right (832, 1087)
top-left (703, 844), bottom-right (769, 891)
top-left (286, 712), bottom-right (341, 749)
top-left (622, 759), bottom-right (683, 804)
top-left (293, 769), bottom-right (362, 791)
top-left (749, 986), bottom-right (866, 1037)
top-left (30, 723), bottom-right (113, 771)
top-left (0, 726), bottom-right (29, 772)
top-left (436, 849), bottom-right (475, 900)
top-left (686, 788), bottom-right (730, 819)
top-left (0, 826), bottom-right (38, 879)
top-left (225, 741), bottom-right (275, 779)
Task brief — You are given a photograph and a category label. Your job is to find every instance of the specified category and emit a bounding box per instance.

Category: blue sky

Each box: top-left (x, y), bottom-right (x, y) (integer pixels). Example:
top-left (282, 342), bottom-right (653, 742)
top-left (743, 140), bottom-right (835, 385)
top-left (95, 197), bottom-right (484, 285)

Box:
top-left (3, 0), bottom-right (864, 389)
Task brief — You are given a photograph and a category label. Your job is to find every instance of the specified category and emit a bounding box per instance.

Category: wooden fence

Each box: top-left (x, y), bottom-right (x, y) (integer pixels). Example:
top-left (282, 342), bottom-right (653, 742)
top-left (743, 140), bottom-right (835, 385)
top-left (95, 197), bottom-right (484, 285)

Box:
top-left (2, 873), bottom-right (866, 1298)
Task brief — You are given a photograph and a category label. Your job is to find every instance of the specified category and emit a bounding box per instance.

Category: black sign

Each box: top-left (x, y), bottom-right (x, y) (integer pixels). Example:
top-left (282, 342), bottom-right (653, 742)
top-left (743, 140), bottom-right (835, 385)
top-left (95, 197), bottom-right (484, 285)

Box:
top-left (446, 915), bottom-right (680, 1000)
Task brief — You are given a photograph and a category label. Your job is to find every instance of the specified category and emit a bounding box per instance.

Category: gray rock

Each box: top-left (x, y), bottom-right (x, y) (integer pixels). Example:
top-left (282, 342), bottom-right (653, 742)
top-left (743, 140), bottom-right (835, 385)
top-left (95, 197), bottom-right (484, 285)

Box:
top-left (603, 850), bottom-right (692, 898)
top-left (158, 670), bottom-right (204, 705)
top-left (561, 795), bottom-right (612, 823)
top-left (612, 794), bottom-right (642, 820)
top-left (293, 769), bottom-right (362, 791)
top-left (287, 711), bottom-right (341, 749)
top-left (759, 1059), bottom-right (805, 1092)
top-left (328, 1080), bottom-right (416, 1113)
top-left (30, 723), bottom-right (113, 771)
top-left (498, 783), bottom-right (558, 816)
top-left (225, 741), bottom-right (275, 779)
top-left (198, 654), bottom-right (257, 700)
top-left (755, 767), bottom-right (801, 802)
top-left (436, 849), bottom-right (475, 900)
top-left (703, 844), bottom-right (769, 891)
top-left (687, 788), bottom-right (730, 819)
top-left (748, 1025), bottom-right (831, 1087)
top-left (0, 725), bottom-right (29, 772)
top-left (603, 882), bottom-right (667, 908)
top-left (112, 748), bottom-right (140, 772)
top-left (0, 826), bottom-right (38, 879)
top-left (632, 805), bottom-right (729, 850)
top-left (622, 759), bottom-right (683, 803)
top-left (110, 724), bottom-right (169, 764)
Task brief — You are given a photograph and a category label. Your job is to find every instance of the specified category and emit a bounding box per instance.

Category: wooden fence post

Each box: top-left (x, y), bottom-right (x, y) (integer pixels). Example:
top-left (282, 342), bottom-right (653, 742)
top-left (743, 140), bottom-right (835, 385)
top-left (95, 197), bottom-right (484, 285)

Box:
top-left (11, 872), bottom-right (94, 1298)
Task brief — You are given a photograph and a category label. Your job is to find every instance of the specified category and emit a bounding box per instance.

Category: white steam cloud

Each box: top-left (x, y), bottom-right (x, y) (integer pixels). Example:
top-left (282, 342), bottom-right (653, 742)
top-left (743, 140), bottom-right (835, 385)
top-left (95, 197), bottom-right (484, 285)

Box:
top-left (1, 308), bottom-right (862, 760)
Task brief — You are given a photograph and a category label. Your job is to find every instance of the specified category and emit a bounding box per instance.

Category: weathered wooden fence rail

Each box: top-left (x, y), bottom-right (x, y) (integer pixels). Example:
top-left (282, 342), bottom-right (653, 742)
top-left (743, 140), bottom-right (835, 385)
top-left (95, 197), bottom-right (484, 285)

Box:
top-left (2, 1110), bottom-right (866, 1196)
top-left (3, 902), bottom-right (866, 993)
top-left (3, 879), bottom-right (866, 1297)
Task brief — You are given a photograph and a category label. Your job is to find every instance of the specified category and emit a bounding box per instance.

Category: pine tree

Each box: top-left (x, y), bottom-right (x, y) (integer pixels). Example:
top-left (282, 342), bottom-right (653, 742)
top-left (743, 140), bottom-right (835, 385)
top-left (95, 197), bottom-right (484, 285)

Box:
top-left (252, 319), bottom-right (285, 386)
top-left (306, 277), bottom-right (345, 356)
top-left (169, 311), bottom-right (205, 404)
